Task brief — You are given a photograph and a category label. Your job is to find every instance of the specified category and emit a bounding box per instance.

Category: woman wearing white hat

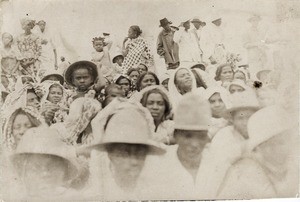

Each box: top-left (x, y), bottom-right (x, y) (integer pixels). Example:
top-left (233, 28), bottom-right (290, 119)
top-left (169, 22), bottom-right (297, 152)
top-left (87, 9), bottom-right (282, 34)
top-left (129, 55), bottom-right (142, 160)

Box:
top-left (84, 98), bottom-right (165, 200)
top-left (9, 126), bottom-right (86, 200)
top-left (203, 86), bottom-right (230, 139)
top-left (217, 105), bottom-right (298, 199)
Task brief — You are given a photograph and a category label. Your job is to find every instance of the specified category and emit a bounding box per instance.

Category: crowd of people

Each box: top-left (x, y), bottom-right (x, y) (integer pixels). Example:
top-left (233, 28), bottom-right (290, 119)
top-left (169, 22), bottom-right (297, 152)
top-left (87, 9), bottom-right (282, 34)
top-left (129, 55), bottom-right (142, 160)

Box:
top-left (0, 13), bottom-right (299, 200)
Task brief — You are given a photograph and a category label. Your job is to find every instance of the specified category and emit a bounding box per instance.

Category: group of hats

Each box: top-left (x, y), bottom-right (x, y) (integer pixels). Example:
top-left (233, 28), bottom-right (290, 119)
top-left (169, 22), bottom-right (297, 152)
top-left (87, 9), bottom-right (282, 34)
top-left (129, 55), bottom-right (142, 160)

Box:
top-left (159, 17), bottom-right (206, 30)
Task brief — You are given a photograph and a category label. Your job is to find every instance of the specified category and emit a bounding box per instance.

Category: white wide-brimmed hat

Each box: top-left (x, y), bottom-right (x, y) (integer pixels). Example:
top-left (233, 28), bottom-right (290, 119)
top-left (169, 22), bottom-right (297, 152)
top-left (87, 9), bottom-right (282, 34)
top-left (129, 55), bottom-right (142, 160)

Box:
top-left (86, 98), bottom-right (166, 155)
top-left (12, 126), bottom-right (80, 180)
top-left (247, 105), bottom-right (295, 150)
top-left (41, 69), bottom-right (64, 85)
top-left (174, 92), bottom-right (211, 131)
top-left (226, 90), bottom-right (260, 114)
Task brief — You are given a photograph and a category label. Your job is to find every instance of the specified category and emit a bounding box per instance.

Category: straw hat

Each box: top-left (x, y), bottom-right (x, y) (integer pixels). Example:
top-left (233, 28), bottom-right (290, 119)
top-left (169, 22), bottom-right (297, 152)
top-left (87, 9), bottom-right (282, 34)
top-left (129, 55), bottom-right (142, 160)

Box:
top-left (12, 126), bottom-right (80, 179)
top-left (64, 60), bottom-right (98, 87)
top-left (174, 92), bottom-right (211, 131)
top-left (87, 99), bottom-right (166, 154)
top-left (41, 69), bottom-right (64, 85)
top-left (247, 105), bottom-right (294, 150)
top-left (226, 90), bottom-right (260, 114)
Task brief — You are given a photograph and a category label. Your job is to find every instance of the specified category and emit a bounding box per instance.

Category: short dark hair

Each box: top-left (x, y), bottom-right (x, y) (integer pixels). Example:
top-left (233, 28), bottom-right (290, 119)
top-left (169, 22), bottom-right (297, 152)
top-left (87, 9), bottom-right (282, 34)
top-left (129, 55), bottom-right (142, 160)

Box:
top-left (215, 63), bottom-right (233, 81)
top-left (130, 25), bottom-right (142, 37)
top-left (127, 68), bottom-right (139, 76)
top-left (71, 65), bottom-right (96, 83)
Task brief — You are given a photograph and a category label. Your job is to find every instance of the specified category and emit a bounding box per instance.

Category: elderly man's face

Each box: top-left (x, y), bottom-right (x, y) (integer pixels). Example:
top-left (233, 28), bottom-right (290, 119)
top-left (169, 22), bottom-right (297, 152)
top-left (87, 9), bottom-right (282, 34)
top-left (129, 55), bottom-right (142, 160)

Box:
top-left (175, 130), bottom-right (210, 162)
top-left (107, 144), bottom-right (148, 182)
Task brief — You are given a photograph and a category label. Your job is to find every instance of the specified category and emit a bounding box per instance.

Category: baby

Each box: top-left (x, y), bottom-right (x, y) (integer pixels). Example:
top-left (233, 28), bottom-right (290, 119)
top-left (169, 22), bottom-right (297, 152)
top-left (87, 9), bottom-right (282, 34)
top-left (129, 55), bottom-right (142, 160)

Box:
top-left (91, 37), bottom-right (113, 78)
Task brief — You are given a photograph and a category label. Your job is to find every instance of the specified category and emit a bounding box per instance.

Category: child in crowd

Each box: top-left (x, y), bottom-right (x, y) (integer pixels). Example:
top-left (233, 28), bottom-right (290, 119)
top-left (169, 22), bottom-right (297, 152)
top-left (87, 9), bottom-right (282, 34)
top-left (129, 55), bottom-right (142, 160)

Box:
top-left (1, 33), bottom-right (22, 79)
top-left (112, 52), bottom-right (124, 75)
top-left (91, 37), bottom-right (113, 78)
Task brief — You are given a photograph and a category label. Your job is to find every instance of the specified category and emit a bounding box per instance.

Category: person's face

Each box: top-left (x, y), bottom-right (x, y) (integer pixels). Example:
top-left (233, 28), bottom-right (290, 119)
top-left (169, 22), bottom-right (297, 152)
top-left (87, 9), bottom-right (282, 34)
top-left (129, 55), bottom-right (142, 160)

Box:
top-left (72, 68), bottom-right (94, 92)
top-left (175, 130), bottom-right (210, 162)
top-left (229, 85), bottom-right (245, 94)
top-left (161, 79), bottom-right (169, 91)
top-left (27, 92), bottom-right (40, 109)
top-left (38, 22), bottom-right (46, 32)
top-left (129, 71), bottom-right (139, 84)
top-left (128, 28), bottom-right (137, 39)
top-left (12, 114), bottom-right (32, 144)
top-left (118, 78), bottom-right (130, 94)
top-left (183, 21), bottom-right (190, 30)
top-left (175, 69), bottom-right (193, 93)
top-left (146, 93), bottom-right (166, 122)
top-left (108, 144), bottom-right (148, 182)
top-left (138, 65), bottom-right (147, 75)
top-left (116, 57), bottom-right (124, 66)
top-left (2, 34), bottom-right (13, 46)
top-left (162, 24), bottom-right (171, 32)
top-left (140, 74), bottom-right (156, 90)
top-left (220, 66), bottom-right (233, 82)
top-left (232, 109), bottom-right (256, 139)
top-left (209, 93), bottom-right (225, 118)
top-left (233, 71), bottom-right (246, 81)
top-left (93, 40), bottom-right (104, 52)
top-left (47, 86), bottom-right (63, 104)
top-left (23, 155), bottom-right (68, 196)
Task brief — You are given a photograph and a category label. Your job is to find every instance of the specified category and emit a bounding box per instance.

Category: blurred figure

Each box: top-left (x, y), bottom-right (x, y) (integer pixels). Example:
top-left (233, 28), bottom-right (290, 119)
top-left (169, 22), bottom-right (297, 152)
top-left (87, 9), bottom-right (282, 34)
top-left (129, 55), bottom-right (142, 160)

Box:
top-left (176, 20), bottom-right (202, 64)
top-left (157, 18), bottom-right (180, 69)
top-left (11, 126), bottom-right (85, 200)
top-left (2, 107), bottom-right (43, 152)
top-left (86, 99), bottom-right (165, 200)
top-left (147, 93), bottom-right (212, 199)
top-left (243, 15), bottom-right (268, 79)
top-left (35, 20), bottom-right (58, 75)
top-left (217, 105), bottom-right (298, 199)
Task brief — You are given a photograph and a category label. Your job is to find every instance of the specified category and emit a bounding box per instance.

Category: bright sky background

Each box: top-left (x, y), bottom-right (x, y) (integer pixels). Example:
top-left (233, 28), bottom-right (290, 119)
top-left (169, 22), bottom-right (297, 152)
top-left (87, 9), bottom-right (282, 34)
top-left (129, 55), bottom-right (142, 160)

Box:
top-left (0, 0), bottom-right (299, 74)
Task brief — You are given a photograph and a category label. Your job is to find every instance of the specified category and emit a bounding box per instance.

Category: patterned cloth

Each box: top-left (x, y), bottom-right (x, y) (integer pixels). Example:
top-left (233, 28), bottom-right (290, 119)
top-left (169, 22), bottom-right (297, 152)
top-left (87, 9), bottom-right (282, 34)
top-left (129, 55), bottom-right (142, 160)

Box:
top-left (122, 36), bottom-right (153, 74)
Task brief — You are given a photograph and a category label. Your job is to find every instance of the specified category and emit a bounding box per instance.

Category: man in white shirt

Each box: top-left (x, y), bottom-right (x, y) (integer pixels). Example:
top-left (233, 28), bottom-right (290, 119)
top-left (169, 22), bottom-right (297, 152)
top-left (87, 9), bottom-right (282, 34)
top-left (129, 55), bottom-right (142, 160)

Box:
top-left (191, 17), bottom-right (206, 62)
top-left (146, 92), bottom-right (214, 199)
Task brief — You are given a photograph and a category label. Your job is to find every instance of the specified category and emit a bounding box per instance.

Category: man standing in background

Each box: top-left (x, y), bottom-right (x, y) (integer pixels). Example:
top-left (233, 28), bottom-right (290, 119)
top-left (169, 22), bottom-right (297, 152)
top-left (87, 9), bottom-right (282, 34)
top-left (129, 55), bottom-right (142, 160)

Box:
top-left (157, 18), bottom-right (180, 70)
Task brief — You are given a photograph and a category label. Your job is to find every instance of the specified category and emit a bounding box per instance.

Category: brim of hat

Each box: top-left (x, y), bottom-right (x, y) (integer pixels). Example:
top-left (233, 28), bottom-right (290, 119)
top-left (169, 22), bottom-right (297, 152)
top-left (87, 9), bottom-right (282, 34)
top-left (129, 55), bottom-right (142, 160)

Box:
top-left (82, 140), bottom-right (166, 156)
top-left (112, 55), bottom-right (124, 63)
top-left (41, 74), bottom-right (64, 85)
top-left (225, 106), bottom-right (260, 118)
top-left (159, 21), bottom-right (172, 27)
top-left (11, 152), bottom-right (80, 181)
top-left (256, 70), bottom-right (272, 80)
top-left (65, 61), bottom-right (98, 86)
top-left (174, 125), bottom-right (209, 131)
top-left (191, 20), bottom-right (206, 25)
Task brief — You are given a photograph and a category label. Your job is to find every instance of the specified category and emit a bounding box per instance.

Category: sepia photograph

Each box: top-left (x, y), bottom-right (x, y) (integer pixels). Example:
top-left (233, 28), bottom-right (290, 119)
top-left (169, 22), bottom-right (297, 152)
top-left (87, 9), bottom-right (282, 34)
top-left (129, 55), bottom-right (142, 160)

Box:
top-left (0, 0), bottom-right (299, 200)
